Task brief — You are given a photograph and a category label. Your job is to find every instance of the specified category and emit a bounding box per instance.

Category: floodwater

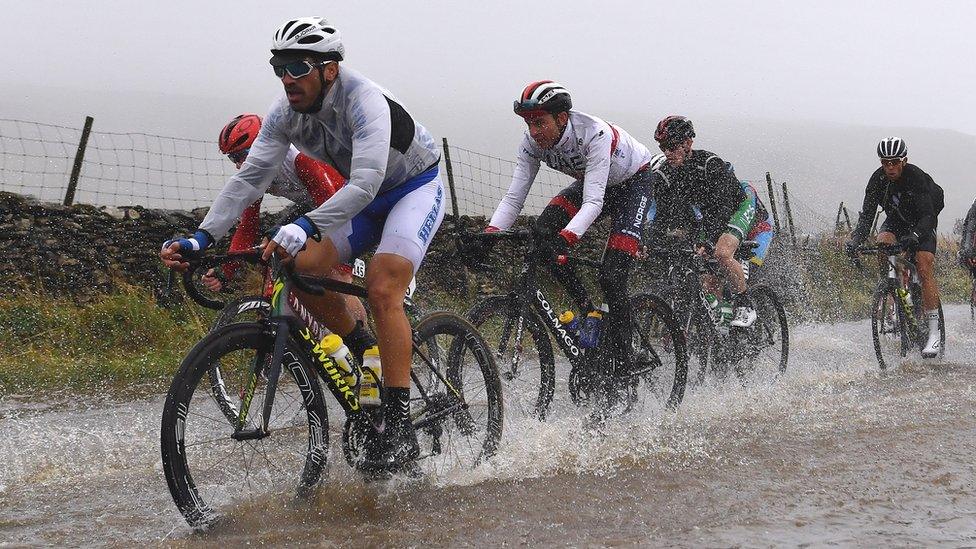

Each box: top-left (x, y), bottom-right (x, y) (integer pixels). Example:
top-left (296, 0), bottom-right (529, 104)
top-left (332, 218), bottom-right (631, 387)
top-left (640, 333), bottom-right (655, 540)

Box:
top-left (2, 305), bottom-right (974, 546)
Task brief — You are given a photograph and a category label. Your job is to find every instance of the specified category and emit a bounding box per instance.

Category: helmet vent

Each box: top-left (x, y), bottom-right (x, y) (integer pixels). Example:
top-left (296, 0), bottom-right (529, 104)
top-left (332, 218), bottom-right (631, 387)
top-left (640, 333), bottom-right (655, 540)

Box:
top-left (298, 35), bottom-right (323, 44)
top-left (288, 23), bottom-right (312, 40)
top-left (279, 20), bottom-right (298, 40)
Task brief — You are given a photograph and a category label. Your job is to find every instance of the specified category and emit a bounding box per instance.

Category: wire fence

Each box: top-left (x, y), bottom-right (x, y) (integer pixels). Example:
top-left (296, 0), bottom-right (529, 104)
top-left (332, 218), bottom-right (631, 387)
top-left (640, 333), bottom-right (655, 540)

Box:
top-left (1, 116), bottom-right (835, 238)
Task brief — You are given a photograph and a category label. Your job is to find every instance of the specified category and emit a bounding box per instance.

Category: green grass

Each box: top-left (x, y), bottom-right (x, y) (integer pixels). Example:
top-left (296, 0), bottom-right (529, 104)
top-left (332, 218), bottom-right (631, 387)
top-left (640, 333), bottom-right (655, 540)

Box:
top-left (0, 285), bottom-right (214, 395)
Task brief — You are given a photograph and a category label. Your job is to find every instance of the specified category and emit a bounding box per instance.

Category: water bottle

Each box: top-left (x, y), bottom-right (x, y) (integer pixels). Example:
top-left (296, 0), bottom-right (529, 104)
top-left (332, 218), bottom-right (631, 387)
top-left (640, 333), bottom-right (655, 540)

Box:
top-left (359, 345), bottom-right (382, 407)
top-left (580, 304), bottom-right (608, 348)
top-left (319, 334), bottom-right (358, 390)
top-left (717, 301), bottom-right (733, 327)
top-left (703, 292), bottom-right (720, 315)
top-left (559, 310), bottom-right (580, 336)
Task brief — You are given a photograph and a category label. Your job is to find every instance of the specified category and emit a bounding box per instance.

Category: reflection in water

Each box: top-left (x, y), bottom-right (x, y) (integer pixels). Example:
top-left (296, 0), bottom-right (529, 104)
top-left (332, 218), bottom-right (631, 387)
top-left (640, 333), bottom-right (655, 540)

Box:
top-left (2, 306), bottom-right (975, 546)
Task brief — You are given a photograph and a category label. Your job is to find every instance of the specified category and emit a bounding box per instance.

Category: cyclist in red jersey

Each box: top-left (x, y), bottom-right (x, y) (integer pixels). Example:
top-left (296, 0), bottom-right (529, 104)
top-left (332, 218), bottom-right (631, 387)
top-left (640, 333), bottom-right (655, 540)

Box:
top-left (206, 113), bottom-right (367, 321)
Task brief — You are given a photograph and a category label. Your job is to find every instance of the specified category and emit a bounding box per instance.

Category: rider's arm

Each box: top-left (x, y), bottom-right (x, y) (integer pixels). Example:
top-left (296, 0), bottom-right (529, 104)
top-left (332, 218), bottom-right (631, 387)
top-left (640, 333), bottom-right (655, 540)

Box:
top-left (562, 124), bottom-right (614, 239)
top-left (301, 87), bottom-right (392, 237)
top-left (909, 171), bottom-right (937, 238)
top-left (851, 171), bottom-right (884, 243)
top-left (294, 152), bottom-right (344, 206)
top-left (488, 137), bottom-right (542, 231)
top-left (198, 103), bottom-right (291, 243)
top-left (221, 198), bottom-right (263, 279)
top-left (701, 155), bottom-right (748, 242)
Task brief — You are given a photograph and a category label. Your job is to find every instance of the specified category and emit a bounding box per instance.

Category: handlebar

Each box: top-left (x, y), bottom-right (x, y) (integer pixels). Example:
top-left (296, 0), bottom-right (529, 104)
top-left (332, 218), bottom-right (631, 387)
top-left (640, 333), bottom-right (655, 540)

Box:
top-left (181, 249), bottom-right (264, 310)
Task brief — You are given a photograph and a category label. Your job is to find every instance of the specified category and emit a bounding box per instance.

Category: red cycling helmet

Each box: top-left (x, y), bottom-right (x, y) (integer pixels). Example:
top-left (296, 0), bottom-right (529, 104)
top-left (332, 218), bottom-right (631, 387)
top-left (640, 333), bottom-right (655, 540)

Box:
top-left (654, 116), bottom-right (695, 149)
top-left (218, 114), bottom-right (262, 155)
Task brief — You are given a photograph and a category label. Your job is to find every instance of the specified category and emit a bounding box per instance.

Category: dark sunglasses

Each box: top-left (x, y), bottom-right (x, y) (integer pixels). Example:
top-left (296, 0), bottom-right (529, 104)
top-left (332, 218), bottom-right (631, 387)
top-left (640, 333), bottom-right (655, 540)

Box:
top-left (272, 60), bottom-right (327, 79)
top-left (227, 148), bottom-right (249, 164)
top-left (880, 158), bottom-right (904, 167)
top-left (659, 142), bottom-right (682, 152)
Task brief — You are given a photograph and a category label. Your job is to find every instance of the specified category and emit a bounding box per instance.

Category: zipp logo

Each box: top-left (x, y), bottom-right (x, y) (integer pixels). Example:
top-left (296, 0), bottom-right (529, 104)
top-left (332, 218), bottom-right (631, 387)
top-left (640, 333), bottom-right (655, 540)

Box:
top-left (535, 289), bottom-right (580, 356)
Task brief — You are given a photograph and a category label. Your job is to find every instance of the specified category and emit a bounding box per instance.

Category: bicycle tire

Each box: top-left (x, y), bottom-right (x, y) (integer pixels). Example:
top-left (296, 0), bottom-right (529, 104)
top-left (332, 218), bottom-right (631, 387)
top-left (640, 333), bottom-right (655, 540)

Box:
top-left (627, 293), bottom-right (689, 411)
top-left (746, 284), bottom-right (789, 377)
top-left (161, 322), bottom-right (329, 529)
top-left (466, 295), bottom-right (555, 419)
top-left (871, 281), bottom-right (908, 371)
top-left (415, 310), bottom-right (504, 472)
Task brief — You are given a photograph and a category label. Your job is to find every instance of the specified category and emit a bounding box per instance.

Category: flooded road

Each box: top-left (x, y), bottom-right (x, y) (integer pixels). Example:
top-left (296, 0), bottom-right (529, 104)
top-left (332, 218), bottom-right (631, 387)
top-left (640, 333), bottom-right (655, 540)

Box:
top-left (2, 305), bottom-right (975, 546)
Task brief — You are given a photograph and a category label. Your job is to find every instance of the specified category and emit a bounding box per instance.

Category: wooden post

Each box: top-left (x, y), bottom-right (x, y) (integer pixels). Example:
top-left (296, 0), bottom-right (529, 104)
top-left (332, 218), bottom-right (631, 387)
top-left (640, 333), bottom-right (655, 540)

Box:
top-left (841, 206), bottom-right (852, 231)
top-left (63, 116), bottom-right (94, 206)
top-left (835, 202), bottom-right (844, 233)
top-left (766, 172), bottom-right (781, 232)
top-left (441, 137), bottom-right (461, 227)
top-left (782, 181), bottom-right (797, 249)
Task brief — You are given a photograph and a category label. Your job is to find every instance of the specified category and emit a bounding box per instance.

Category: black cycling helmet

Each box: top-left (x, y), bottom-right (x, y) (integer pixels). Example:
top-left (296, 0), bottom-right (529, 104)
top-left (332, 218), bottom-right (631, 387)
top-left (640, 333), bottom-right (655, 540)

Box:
top-left (654, 116), bottom-right (695, 149)
top-left (514, 80), bottom-right (572, 117)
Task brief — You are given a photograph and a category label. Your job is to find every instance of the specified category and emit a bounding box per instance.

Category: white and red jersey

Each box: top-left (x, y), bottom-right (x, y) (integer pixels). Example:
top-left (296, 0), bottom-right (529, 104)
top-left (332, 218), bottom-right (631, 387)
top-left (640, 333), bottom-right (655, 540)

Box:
top-left (223, 146), bottom-right (344, 277)
top-left (489, 110), bottom-right (654, 238)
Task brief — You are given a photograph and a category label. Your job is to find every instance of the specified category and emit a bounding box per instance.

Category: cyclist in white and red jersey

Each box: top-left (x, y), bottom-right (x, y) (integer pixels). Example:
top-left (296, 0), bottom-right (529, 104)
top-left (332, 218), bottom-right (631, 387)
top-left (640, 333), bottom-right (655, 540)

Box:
top-left (486, 80), bottom-right (655, 389)
top-left (160, 17), bottom-right (445, 471)
top-left (201, 113), bottom-right (366, 322)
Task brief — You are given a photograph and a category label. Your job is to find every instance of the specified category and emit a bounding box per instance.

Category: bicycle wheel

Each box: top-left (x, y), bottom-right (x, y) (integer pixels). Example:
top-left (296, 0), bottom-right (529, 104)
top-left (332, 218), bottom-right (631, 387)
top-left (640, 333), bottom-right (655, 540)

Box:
top-left (209, 295), bottom-right (271, 331)
top-left (871, 281), bottom-right (908, 371)
top-left (161, 322), bottom-right (329, 529)
top-left (739, 284), bottom-right (789, 379)
top-left (467, 295), bottom-right (555, 419)
top-left (412, 311), bottom-right (503, 475)
top-left (627, 293), bottom-right (689, 411)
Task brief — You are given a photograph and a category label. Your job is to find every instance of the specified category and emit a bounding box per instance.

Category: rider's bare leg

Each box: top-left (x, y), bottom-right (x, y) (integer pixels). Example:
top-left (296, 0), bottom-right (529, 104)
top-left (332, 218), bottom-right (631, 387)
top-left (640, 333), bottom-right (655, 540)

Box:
top-left (915, 250), bottom-right (940, 310)
top-left (714, 233), bottom-right (746, 294)
top-left (293, 238), bottom-right (356, 336)
top-left (364, 253), bottom-right (415, 389)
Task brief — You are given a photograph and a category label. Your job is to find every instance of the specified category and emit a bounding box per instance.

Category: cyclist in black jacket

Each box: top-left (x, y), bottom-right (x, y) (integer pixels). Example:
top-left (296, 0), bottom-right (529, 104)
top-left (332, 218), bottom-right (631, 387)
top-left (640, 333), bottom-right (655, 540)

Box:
top-left (845, 137), bottom-right (942, 357)
top-left (960, 197), bottom-right (976, 276)
top-left (650, 116), bottom-right (757, 328)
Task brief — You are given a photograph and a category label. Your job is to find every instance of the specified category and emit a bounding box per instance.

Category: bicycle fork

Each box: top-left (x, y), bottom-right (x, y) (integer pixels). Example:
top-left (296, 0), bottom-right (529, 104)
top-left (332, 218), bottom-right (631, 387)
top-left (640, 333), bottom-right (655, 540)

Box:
top-left (232, 318), bottom-right (290, 441)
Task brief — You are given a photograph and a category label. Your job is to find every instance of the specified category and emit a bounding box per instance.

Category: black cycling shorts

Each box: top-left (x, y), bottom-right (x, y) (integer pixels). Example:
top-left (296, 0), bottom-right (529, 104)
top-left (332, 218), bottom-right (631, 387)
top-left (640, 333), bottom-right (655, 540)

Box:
top-left (879, 218), bottom-right (937, 254)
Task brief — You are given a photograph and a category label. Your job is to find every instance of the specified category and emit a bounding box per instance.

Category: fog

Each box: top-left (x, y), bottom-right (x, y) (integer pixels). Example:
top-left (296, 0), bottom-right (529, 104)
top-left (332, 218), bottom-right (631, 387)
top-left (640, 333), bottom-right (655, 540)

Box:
top-left (2, 0), bottom-right (974, 222)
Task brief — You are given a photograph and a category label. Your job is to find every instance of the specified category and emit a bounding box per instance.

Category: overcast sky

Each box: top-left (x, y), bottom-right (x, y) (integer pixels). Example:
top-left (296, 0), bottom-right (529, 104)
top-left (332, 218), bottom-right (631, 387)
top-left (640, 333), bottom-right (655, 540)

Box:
top-left (2, 0), bottom-right (974, 138)
top-left (2, 0), bottom-right (975, 223)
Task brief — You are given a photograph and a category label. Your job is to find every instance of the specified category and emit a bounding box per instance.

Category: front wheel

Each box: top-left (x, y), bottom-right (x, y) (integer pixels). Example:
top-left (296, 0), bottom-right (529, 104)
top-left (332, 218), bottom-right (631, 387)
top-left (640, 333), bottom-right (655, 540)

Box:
top-left (467, 295), bottom-right (555, 419)
top-left (871, 281), bottom-right (908, 371)
top-left (160, 322), bottom-right (329, 529)
top-left (626, 293), bottom-right (689, 411)
top-left (738, 284), bottom-right (789, 379)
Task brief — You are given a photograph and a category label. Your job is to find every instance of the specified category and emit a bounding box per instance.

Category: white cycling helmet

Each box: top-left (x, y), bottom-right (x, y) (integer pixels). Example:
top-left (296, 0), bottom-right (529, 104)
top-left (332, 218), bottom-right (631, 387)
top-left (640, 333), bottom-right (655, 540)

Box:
top-left (877, 136), bottom-right (907, 159)
top-left (270, 17), bottom-right (345, 66)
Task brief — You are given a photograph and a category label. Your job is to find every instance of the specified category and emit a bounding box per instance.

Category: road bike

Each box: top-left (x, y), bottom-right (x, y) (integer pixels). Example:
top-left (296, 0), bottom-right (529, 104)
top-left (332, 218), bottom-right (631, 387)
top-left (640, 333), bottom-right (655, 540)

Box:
top-left (160, 251), bottom-right (502, 528)
top-left (643, 241), bottom-right (789, 384)
top-left (853, 243), bottom-right (945, 369)
top-left (463, 230), bottom-right (687, 420)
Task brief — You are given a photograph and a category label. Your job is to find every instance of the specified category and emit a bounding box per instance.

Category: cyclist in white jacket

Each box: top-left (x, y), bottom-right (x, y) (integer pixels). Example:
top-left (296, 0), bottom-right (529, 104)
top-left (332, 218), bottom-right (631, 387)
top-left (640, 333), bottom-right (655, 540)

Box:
top-left (160, 17), bottom-right (444, 471)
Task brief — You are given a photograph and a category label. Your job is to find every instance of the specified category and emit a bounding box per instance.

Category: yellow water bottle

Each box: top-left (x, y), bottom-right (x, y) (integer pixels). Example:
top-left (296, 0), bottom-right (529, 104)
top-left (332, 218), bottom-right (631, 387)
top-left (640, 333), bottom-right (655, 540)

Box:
top-left (359, 345), bottom-right (382, 407)
top-left (319, 334), bottom-right (357, 389)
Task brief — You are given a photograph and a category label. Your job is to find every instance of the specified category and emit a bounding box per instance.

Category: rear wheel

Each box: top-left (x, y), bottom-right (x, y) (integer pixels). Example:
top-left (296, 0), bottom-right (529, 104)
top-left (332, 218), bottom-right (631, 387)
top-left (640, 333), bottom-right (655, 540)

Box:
top-left (467, 295), bottom-right (555, 419)
top-left (871, 281), bottom-right (907, 371)
top-left (161, 322), bottom-right (329, 529)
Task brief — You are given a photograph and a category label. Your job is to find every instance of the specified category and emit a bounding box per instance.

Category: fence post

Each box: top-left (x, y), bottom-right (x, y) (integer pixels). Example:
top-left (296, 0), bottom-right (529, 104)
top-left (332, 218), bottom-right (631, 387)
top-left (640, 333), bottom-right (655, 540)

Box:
top-left (835, 202), bottom-right (844, 233)
top-left (441, 137), bottom-right (461, 228)
top-left (781, 181), bottom-right (797, 249)
top-left (841, 205), bottom-right (852, 231)
top-left (441, 137), bottom-right (470, 297)
top-left (765, 172), bottom-right (781, 232)
top-left (63, 115), bottom-right (94, 206)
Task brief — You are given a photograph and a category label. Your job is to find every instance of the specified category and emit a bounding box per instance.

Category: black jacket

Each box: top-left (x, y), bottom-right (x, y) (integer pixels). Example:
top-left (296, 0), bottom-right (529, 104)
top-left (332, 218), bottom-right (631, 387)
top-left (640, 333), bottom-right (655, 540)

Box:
top-left (851, 163), bottom-right (938, 241)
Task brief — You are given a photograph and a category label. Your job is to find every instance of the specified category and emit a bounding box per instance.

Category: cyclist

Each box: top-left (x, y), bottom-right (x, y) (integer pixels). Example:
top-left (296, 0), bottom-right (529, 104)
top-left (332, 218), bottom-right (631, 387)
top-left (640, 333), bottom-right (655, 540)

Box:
top-left (160, 16), bottom-right (445, 471)
top-left (484, 80), bottom-right (655, 386)
top-left (959, 197), bottom-right (976, 276)
top-left (649, 116), bottom-right (758, 328)
top-left (845, 137), bottom-right (942, 357)
top-left (204, 113), bottom-right (367, 322)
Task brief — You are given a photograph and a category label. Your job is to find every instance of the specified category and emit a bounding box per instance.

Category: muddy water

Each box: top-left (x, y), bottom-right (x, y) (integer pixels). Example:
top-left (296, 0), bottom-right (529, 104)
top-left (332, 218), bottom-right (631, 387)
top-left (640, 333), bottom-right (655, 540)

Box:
top-left (2, 306), bottom-right (974, 546)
